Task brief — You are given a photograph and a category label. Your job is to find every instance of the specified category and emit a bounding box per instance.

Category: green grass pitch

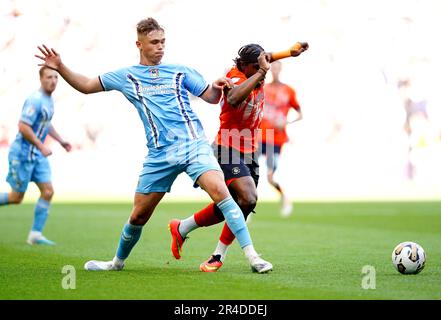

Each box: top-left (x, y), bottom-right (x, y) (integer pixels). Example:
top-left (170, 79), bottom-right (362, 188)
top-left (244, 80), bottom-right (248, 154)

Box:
top-left (0, 201), bottom-right (440, 300)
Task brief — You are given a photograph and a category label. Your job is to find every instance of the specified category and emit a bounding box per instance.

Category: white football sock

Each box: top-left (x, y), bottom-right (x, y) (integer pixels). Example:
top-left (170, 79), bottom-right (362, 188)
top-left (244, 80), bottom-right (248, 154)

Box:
top-left (178, 216), bottom-right (199, 238)
top-left (243, 244), bottom-right (259, 263)
top-left (213, 241), bottom-right (229, 262)
top-left (113, 256), bottom-right (125, 267)
top-left (28, 230), bottom-right (42, 238)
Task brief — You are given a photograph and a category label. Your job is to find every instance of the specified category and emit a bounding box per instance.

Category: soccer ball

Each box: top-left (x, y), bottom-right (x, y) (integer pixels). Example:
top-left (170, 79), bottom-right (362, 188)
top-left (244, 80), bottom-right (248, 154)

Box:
top-left (391, 241), bottom-right (426, 274)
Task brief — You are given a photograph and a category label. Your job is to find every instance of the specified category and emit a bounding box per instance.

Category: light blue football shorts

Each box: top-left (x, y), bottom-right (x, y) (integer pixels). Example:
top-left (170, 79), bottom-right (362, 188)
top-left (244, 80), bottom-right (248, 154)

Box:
top-left (6, 155), bottom-right (52, 193)
top-left (136, 137), bottom-right (222, 193)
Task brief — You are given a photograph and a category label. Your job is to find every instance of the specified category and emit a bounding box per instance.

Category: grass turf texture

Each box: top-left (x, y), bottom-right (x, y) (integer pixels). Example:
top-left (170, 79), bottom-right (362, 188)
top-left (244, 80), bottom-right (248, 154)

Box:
top-left (0, 201), bottom-right (440, 300)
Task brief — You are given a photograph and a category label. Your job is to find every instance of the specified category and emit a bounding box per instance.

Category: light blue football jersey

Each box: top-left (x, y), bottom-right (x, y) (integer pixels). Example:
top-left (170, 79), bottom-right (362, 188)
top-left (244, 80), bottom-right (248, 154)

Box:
top-left (99, 63), bottom-right (210, 149)
top-left (9, 89), bottom-right (54, 161)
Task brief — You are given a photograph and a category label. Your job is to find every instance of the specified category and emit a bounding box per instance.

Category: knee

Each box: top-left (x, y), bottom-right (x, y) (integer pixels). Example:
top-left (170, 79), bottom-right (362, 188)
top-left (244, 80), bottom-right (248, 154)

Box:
top-left (9, 193), bottom-right (24, 204)
top-left (129, 209), bottom-right (152, 226)
top-left (129, 213), bottom-right (148, 225)
top-left (41, 188), bottom-right (54, 201)
top-left (237, 194), bottom-right (257, 214)
top-left (210, 184), bottom-right (230, 203)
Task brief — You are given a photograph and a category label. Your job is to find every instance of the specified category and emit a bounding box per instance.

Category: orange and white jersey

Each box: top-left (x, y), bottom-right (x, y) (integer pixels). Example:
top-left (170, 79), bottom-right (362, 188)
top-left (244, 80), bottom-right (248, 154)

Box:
top-left (215, 66), bottom-right (264, 153)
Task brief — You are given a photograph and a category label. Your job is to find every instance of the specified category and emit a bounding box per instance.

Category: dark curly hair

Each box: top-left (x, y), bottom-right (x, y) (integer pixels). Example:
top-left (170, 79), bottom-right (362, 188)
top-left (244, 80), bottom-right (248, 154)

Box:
top-left (234, 44), bottom-right (264, 71)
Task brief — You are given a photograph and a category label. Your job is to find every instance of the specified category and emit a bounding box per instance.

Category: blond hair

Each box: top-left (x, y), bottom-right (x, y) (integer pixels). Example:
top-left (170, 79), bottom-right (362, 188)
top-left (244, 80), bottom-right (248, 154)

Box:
top-left (136, 18), bottom-right (164, 36)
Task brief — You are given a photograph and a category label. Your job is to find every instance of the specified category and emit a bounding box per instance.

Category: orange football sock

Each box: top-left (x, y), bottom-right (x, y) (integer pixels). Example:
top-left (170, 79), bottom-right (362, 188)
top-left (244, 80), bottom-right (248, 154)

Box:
top-left (194, 203), bottom-right (223, 227)
top-left (219, 223), bottom-right (236, 245)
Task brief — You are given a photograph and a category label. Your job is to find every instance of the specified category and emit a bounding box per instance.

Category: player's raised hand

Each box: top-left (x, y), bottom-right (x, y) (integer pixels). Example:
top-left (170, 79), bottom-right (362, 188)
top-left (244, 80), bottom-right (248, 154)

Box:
top-left (270, 42), bottom-right (309, 62)
top-left (35, 45), bottom-right (62, 71)
top-left (289, 42), bottom-right (309, 57)
top-left (257, 51), bottom-right (271, 72)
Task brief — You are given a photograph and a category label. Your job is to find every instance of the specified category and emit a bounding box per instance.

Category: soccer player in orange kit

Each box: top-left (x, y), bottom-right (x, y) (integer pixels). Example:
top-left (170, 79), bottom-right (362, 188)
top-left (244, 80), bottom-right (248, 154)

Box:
top-left (169, 43), bottom-right (308, 272)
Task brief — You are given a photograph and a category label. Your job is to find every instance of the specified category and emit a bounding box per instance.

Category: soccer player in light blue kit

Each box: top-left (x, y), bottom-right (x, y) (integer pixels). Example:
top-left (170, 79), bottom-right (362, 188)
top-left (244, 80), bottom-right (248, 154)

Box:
top-left (0, 66), bottom-right (72, 245)
top-left (35, 18), bottom-right (272, 273)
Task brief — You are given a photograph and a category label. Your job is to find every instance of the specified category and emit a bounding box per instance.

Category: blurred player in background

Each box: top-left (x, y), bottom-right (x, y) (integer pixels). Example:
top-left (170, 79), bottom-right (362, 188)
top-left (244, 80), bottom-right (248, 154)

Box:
top-left (260, 60), bottom-right (302, 216)
top-left (397, 77), bottom-right (429, 180)
top-left (35, 17), bottom-right (273, 273)
top-left (171, 43), bottom-right (308, 272)
top-left (0, 67), bottom-right (72, 245)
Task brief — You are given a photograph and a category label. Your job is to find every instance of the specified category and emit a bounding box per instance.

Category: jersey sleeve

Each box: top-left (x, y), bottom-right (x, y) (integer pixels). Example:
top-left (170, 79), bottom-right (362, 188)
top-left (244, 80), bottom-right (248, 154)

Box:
top-left (226, 67), bottom-right (247, 86)
top-left (20, 97), bottom-right (41, 126)
top-left (289, 86), bottom-right (301, 111)
top-left (182, 66), bottom-right (209, 97)
top-left (99, 68), bottom-right (127, 92)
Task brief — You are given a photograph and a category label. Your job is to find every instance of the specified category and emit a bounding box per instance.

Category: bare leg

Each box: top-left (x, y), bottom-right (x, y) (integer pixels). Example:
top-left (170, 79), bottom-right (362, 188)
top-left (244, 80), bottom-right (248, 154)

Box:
top-left (0, 190), bottom-right (25, 205)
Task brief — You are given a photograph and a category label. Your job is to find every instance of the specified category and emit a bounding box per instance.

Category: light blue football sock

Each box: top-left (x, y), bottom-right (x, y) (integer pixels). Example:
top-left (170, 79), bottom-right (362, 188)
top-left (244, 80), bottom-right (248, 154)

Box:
top-left (217, 196), bottom-right (252, 249)
top-left (0, 193), bottom-right (8, 205)
top-left (31, 198), bottom-right (50, 232)
top-left (116, 223), bottom-right (143, 260)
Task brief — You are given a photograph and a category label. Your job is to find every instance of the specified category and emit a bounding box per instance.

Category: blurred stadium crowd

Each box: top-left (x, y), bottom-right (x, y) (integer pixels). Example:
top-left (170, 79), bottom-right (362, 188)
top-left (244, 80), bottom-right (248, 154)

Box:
top-left (1, 0), bottom-right (441, 201)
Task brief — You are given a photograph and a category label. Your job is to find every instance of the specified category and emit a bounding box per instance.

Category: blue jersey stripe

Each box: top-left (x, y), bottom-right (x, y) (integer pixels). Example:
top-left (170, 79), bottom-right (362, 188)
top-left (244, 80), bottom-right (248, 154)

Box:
top-left (127, 74), bottom-right (160, 148)
top-left (175, 73), bottom-right (197, 139)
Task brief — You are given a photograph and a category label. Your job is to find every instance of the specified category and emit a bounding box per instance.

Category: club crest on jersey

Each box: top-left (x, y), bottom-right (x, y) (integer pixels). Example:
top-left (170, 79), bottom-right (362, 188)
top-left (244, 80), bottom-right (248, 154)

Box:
top-left (232, 167), bottom-right (240, 175)
top-left (149, 68), bottom-right (160, 80)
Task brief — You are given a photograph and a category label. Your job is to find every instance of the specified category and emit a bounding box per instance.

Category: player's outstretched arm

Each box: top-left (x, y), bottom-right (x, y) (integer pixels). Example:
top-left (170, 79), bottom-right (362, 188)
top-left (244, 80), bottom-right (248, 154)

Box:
top-left (200, 77), bottom-right (233, 104)
top-left (35, 44), bottom-right (103, 94)
top-left (270, 42), bottom-right (309, 62)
